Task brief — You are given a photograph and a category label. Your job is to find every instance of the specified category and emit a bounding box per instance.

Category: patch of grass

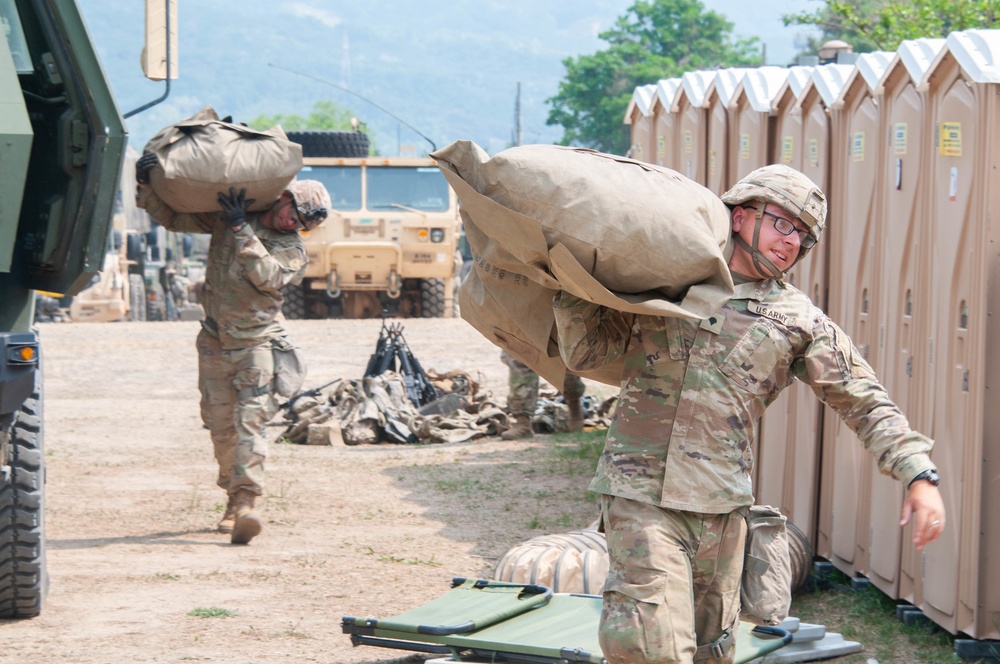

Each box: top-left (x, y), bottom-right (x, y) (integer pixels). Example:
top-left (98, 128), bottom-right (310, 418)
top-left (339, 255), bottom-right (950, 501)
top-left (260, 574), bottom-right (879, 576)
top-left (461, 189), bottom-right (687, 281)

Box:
top-left (792, 568), bottom-right (968, 663)
top-left (188, 607), bottom-right (238, 619)
top-left (377, 554), bottom-right (442, 567)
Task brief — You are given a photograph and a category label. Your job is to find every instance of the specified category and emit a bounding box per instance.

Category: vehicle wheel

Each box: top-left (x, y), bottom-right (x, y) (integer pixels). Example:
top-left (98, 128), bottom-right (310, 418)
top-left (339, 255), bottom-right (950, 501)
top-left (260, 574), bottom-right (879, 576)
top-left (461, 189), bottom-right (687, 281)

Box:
top-left (0, 370), bottom-right (48, 618)
top-left (128, 274), bottom-right (147, 322)
top-left (285, 130), bottom-right (370, 158)
top-left (282, 284), bottom-right (306, 319)
top-left (420, 279), bottom-right (446, 318)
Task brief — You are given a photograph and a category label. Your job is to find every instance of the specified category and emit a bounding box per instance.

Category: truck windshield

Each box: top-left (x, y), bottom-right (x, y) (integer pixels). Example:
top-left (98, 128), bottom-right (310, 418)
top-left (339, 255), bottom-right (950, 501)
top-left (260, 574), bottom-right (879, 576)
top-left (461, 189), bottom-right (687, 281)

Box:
top-left (301, 165), bottom-right (362, 212)
top-left (0, 0), bottom-right (32, 73)
top-left (367, 166), bottom-right (449, 212)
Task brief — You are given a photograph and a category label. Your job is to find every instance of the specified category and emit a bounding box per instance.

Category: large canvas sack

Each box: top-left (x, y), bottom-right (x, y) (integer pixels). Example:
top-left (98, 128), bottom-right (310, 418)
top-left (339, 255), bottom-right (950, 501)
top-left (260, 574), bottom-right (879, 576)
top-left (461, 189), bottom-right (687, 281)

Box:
top-left (143, 106), bottom-right (303, 213)
top-left (432, 141), bottom-right (734, 387)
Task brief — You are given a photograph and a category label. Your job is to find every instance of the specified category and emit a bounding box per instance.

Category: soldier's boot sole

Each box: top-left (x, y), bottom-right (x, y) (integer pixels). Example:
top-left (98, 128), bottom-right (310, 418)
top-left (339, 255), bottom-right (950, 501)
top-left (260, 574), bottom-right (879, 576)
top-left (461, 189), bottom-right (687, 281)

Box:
top-left (217, 515), bottom-right (235, 534)
top-left (230, 512), bottom-right (263, 545)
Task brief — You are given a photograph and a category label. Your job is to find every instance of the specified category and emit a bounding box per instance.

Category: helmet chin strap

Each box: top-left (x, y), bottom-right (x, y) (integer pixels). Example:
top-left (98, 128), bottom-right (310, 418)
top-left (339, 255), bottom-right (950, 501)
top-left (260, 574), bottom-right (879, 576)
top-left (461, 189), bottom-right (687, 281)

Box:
top-left (734, 206), bottom-right (786, 281)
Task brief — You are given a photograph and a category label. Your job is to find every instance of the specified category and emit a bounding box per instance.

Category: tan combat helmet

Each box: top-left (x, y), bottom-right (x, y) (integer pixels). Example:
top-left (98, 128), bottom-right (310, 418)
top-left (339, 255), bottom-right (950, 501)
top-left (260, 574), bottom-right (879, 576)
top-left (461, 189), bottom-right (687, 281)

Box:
top-left (720, 164), bottom-right (827, 279)
top-left (286, 179), bottom-right (332, 230)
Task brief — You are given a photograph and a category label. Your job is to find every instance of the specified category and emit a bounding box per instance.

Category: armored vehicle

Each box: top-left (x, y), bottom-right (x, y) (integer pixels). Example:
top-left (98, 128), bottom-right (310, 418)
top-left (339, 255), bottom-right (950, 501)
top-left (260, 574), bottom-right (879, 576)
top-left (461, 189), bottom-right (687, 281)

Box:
top-left (282, 131), bottom-right (461, 319)
top-left (0, 0), bottom-right (127, 617)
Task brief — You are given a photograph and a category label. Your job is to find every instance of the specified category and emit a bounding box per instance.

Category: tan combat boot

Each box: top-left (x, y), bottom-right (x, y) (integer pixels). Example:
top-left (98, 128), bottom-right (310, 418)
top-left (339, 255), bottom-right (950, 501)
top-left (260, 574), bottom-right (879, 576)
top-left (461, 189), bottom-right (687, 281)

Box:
top-left (501, 414), bottom-right (534, 440)
top-left (217, 493), bottom-right (237, 534)
top-left (230, 489), bottom-right (263, 545)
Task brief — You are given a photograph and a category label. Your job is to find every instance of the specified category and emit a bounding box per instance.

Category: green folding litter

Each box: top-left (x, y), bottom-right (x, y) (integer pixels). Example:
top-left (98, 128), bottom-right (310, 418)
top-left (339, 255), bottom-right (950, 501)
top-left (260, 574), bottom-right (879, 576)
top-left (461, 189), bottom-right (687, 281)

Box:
top-left (342, 578), bottom-right (792, 663)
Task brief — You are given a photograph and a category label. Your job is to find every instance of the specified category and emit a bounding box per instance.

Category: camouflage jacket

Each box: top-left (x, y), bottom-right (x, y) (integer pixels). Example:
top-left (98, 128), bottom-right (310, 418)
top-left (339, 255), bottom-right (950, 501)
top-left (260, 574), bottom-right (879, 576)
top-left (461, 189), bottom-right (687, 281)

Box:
top-left (553, 281), bottom-right (935, 513)
top-left (137, 187), bottom-right (307, 350)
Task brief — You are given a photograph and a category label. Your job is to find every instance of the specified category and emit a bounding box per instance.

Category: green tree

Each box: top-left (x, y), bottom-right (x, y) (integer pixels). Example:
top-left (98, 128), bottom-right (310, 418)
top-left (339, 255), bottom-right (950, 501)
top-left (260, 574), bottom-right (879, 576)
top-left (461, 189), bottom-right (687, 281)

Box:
top-left (784, 0), bottom-right (1000, 53)
top-left (546, 0), bottom-right (762, 154)
top-left (248, 100), bottom-right (360, 132)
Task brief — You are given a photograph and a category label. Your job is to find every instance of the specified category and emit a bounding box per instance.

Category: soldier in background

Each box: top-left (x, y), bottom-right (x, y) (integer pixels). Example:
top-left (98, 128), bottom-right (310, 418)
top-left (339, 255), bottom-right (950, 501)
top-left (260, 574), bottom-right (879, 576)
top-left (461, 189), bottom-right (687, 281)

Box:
top-left (136, 153), bottom-right (331, 545)
top-left (500, 350), bottom-right (585, 440)
top-left (553, 165), bottom-right (945, 664)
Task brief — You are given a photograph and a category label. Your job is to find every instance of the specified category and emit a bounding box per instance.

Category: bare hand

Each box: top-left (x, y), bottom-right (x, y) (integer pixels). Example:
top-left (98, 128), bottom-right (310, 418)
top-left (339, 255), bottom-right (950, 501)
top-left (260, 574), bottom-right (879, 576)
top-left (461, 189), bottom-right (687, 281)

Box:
top-left (900, 480), bottom-right (945, 551)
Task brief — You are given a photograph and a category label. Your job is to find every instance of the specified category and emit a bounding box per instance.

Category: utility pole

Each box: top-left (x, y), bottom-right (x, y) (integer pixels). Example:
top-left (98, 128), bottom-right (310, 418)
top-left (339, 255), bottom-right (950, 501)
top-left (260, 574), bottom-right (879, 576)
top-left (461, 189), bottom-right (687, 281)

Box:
top-left (514, 82), bottom-right (522, 147)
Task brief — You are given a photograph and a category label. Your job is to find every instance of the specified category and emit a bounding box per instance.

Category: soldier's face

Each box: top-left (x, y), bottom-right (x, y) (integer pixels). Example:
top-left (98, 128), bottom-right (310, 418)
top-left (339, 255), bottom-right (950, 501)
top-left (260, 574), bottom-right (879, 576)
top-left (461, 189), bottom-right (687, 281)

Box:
top-left (729, 203), bottom-right (805, 278)
top-left (264, 194), bottom-right (302, 233)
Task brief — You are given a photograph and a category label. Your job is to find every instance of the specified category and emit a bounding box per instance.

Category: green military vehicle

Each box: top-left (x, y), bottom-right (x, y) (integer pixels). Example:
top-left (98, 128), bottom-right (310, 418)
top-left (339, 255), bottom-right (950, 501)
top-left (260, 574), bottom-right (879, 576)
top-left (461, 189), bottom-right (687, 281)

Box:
top-left (0, 0), bottom-right (128, 617)
top-left (282, 131), bottom-right (462, 319)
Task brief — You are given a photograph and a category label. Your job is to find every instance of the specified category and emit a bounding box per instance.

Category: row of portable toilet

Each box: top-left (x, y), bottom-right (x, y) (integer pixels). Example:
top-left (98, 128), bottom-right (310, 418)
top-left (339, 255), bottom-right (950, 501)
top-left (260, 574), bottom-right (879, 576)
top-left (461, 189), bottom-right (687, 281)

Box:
top-left (624, 30), bottom-right (1000, 643)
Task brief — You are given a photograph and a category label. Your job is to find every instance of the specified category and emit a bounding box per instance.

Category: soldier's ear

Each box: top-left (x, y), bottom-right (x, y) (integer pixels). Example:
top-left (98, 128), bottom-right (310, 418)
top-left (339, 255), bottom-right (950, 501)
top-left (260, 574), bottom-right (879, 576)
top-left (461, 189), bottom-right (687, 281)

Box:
top-left (731, 206), bottom-right (746, 233)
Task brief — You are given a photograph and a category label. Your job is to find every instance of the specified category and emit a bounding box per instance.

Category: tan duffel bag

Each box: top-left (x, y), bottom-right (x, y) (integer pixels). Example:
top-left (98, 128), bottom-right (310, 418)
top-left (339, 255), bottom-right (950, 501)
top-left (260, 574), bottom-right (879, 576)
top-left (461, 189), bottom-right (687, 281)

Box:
top-left (143, 105), bottom-right (303, 213)
top-left (432, 141), bottom-right (735, 387)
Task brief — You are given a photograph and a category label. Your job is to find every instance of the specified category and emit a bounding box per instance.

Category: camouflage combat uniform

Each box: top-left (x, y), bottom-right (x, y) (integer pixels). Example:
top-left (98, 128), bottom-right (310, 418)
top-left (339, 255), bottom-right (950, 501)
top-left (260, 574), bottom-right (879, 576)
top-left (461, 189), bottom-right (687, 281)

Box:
top-left (137, 187), bottom-right (307, 497)
top-left (553, 281), bottom-right (935, 663)
top-left (500, 350), bottom-right (585, 417)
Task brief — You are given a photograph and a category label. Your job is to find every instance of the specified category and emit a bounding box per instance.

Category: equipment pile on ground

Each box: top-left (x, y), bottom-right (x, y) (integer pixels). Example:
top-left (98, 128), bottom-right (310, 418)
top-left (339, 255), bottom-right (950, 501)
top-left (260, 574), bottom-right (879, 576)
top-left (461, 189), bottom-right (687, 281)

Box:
top-left (278, 320), bottom-right (614, 446)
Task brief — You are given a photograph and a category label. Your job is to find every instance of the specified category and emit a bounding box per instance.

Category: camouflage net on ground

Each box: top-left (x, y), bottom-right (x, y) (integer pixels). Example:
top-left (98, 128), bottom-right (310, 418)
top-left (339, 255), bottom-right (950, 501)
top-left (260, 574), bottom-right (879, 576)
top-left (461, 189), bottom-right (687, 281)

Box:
top-left (277, 370), bottom-right (615, 446)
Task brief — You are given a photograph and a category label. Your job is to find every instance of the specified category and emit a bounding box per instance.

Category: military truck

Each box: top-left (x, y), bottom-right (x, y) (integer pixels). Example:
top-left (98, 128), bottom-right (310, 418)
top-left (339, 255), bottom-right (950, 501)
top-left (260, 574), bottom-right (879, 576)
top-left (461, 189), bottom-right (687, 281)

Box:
top-left (282, 131), bottom-right (461, 319)
top-left (0, 0), bottom-right (139, 618)
top-left (67, 213), bottom-right (147, 323)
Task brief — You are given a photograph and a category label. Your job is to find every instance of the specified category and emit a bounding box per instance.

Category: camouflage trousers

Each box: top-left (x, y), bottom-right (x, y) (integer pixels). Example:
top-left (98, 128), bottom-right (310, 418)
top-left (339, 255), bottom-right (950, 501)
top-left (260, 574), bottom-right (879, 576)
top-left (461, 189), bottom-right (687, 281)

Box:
top-left (599, 495), bottom-right (746, 664)
top-left (197, 329), bottom-right (278, 497)
top-left (500, 350), bottom-right (585, 415)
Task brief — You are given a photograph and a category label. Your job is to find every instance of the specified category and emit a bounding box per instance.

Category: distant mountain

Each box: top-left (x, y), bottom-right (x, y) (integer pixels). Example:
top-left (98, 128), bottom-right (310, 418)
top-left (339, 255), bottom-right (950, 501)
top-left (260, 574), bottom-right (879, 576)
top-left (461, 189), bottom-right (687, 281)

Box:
top-left (77, 0), bottom-right (634, 157)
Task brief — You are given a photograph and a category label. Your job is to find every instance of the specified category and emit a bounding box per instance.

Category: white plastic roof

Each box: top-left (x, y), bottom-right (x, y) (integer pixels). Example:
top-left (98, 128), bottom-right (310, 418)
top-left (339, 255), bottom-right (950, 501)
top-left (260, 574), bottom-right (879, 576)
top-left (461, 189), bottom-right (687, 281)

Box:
top-left (741, 66), bottom-right (792, 112)
top-left (786, 65), bottom-right (815, 98)
top-left (946, 28), bottom-right (1000, 83)
top-left (654, 78), bottom-right (682, 112)
top-left (624, 84), bottom-right (657, 123)
top-left (892, 38), bottom-right (947, 90)
top-left (852, 51), bottom-right (895, 94)
top-left (808, 63), bottom-right (856, 109)
top-left (712, 68), bottom-right (753, 108)
top-left (674, 70), bottom-right (717, 111)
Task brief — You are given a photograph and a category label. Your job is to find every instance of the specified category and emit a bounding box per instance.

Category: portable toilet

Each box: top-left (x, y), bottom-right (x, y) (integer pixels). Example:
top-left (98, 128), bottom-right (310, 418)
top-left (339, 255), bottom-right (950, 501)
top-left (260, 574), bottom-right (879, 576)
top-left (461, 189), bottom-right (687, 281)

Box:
top-left (868, 38), bottom-right (946, 605)
top-left (671, 70), bottom-right (716, 184)
top-left (752, 65), bottom-right (818, 539)
top-left (728, 66), bottom-right (790, 180)
top-left (624, 84), bottom-right (656, 161)
top-left (704, 68), bottom-right (751, 195)
top-left (920, 28), bottom-right (1000, 641)
top-left (650, 78), bottom-right (681, 169)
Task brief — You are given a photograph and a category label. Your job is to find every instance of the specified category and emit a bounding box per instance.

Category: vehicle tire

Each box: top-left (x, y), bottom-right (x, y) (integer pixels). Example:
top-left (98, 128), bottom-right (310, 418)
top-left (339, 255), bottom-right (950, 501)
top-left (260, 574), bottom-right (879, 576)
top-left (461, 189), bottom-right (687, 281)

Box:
top-left (420, 279), bottom-right (447, 318)
top-left (0, 370), bottom-right (48, 618)
top-left (128, 274), bottom-right (147, 322)
top-left (282, 283), bottom-right (306, 319)
top-left (285, 130), bottom-right (370, 158)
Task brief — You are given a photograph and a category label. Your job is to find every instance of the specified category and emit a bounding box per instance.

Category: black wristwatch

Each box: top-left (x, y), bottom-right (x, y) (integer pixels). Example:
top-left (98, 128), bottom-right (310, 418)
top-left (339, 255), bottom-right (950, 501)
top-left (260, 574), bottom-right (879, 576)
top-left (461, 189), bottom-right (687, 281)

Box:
top-left (908, 469), bottom-right (941, 488)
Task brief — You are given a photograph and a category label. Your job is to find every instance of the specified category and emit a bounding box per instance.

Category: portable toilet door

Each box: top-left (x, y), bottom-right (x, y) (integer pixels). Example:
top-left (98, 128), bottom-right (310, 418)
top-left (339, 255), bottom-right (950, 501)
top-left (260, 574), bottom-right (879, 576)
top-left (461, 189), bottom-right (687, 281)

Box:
top-left (921, 28), bottom-right (1000, 640)
top-left (869, 39), bottom-right (945, 606)
top-left (624, 84), bottom-right (656, 161)
top-left (728, 67), bottom-right (790, 182)
top-left (672, 70), bottom-right (715, 184)
top-left (705, 68), bottom-right (749, 195)
top-left (651, 78), bottom-right (681, 170)
top-left (817, 55), bottom-right (889, 580)
top-left (751, 65), bottom-right (817, 540)
top-left (771, 66), bottom-right (814, 171)
top-left (750, 63), bottom-right (802, 516)
top-left (772, 66), bottom-right (851, 550)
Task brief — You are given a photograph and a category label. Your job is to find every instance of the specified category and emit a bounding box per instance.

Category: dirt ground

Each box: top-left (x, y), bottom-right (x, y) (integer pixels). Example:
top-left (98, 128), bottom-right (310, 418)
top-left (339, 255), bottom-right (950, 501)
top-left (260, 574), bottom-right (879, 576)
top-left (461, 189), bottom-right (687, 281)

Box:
top-left (4, 318), bottom-right (611, 663)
